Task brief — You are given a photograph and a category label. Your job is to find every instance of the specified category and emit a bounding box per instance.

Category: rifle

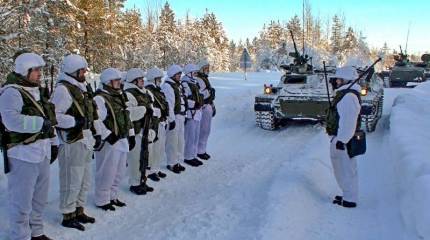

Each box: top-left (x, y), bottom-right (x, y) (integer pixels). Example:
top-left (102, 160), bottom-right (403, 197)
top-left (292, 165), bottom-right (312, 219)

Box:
top-left (50, 65), bottom-right (54, 95)
top-left (139, 107), bottom-right (153, 185)
top-left (323, 61), bottom-right (332, 107)
top-left (0, 116), bottom-right (10, 174)
top-left (323, 58), bottom-right (382, 111)
top-left (345, 58), bottom-right (382, 90)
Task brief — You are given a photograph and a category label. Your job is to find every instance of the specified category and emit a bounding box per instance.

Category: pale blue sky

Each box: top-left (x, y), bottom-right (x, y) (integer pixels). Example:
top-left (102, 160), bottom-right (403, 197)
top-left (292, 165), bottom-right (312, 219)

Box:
top-left (125, 0), bottom-right (429, 53)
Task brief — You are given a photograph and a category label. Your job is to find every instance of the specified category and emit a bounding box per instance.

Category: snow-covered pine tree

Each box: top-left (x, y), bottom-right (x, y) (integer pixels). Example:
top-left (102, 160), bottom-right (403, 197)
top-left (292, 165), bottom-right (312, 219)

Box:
top-left (103, 0), bottom-right (126, 68)
top-left (0, 2), bottom-right (24, 80)
top-left (119, 8), bottom-right (146, 69)
top-left (330, 14), bottom-right (344, 59)
top-left (156, 2), bottom-right (180, 70)
top-left (304, 0), bottom-right (314, 47)
top-left (200, 11), bottom-right (230, 71)
top-left (379, 42), bottom-right (395, 70)
top-left (265, 20), bottom-right (286, 50)
top-left (228, 40), bottom-right (238, 72)
top-left (75, 0), bottom-right (114, 72)
top-left (0, 0), bottom-right (80, 82)
top-left (341, 27), bottom-right (359, 63)
top-left (286, 15), bottom-right (302, 49)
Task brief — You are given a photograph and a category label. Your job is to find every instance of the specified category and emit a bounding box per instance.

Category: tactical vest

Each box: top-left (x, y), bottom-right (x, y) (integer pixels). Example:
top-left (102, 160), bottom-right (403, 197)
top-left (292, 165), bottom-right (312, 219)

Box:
top-left (325, 89), bottom-right (362, 136)
top-left (58, 81), bottom-right (99, 143)
top-left (2, 73), bottom-right (57, 148)
top-left (146, 85), bottom-right (169, 122)
top-left (183, 80), bottom-right (203, 110)
top-left (165, 81), bottom-right (182, 115)
top-left (96, 88), bottom-right (132, 139)
top-left (125, 88), bottom-right (153, 134)
top-left (197, 73), bottom-right (215, 104)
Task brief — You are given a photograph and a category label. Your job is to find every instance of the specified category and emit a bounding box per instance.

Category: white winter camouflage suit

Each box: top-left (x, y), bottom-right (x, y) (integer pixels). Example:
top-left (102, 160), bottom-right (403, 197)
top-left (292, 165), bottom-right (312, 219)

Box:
top-left (181, 75), bottom-right (202, 160)
top-left (195, 74), bottom-right (214, 156)
top-left (0, 83), bottom-right (57, 240)
top-left (124, 82), bottom-right (161, 186)
top-left (330, 83), bottom-right (361, 203)
top-left (50, 72), bottom-right (104, 214)
top-left (93, 80), bottom-right (135, 206)
top-left (161, 78), bottom-right (186, 166)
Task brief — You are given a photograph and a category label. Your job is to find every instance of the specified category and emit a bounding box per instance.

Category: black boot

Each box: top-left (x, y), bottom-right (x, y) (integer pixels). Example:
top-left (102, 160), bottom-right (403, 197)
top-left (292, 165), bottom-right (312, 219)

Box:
top-left (61, 212), bottom-right (85, 231)
top-left (158, 171), bottom-right (167, 178)
top-left (193, 158), bottom-right (203, 166)
top-left (75, 207), bottom-right (95, 224)
top-left (97, 203), bottom-right (115, 211)
top-left (176, 163), bottom-right (186, 171)
top-left (142, 182), bottom-right (154, 192)
top-left (341, 200), bottom-right (357, 208)
top-left (111, 199), bottom-right (126, 207)
top-left (332, 196), bottom-right (342, 204)
top-left (130, 185), bottom-right (147, 195)
top-left (148, 173), bottom-right (161, 182)
top-left (167, 164), bottom-right (181, 174)
top-left (31, 235), bottom-right (53, 240)
top-left (197, 153), bottom-right (210, 160)
top-left (184, 159), bottom-right (200, 167)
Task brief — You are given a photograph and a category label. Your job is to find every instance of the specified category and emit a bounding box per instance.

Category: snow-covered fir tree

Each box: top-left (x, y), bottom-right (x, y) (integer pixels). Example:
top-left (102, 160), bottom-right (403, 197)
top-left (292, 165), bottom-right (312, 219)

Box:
top-left (0, 0), bottom-right (379, 80)
top-left (156, 2), bottom-right (180, 70)
top-left (330, 15), bottom-right (344, 58)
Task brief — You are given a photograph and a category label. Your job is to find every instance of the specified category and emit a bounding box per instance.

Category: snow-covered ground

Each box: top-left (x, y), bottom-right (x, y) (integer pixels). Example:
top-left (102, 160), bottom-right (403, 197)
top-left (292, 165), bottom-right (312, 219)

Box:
top-left (0, 72), bottom-right (423, 240)
top-left (390, 82), bottom-right (430, 239)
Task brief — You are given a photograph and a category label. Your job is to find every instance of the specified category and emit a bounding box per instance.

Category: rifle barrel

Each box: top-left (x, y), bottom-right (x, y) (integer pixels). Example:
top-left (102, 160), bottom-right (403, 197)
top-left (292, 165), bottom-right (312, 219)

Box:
top-left (323, 61), bottom-right (332, 107)
top-left (347, 58), bottom-right (382, 89)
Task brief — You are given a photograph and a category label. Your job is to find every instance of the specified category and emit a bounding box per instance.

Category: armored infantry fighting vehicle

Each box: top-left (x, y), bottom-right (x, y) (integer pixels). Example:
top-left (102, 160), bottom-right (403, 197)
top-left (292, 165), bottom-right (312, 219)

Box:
top-left (389, 47), bottom-right (425, 87)
top-left (254, 31), bottom-right (384, 132)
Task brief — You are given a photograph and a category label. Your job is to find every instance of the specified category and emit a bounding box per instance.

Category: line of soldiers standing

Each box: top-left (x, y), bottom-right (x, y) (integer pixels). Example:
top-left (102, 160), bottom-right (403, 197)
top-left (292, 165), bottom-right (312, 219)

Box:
top-left (0, 53), bottom-right (216, 240)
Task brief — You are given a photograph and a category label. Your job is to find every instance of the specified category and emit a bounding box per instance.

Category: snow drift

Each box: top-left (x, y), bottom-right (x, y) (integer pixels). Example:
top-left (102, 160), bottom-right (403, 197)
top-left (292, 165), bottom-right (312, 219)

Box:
top-left (390, 81), bottom-right (430, 239)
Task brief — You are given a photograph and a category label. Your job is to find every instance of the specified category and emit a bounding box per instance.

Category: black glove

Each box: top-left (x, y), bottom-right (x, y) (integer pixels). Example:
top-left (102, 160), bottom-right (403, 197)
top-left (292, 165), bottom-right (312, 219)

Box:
top-left (212, 105), bottom-right (216, 117)
top-left (41, 119), bottom-right (52, 133)
top-left (50, 145), bottom-right (59, 164)
top-left (194, 101), bottom-right (201, 110)
top-left (128, 136), bottom-right (136, 151)
top-left (105, 133), bottom-right (118, 145)
top-left (75, 116), bottom-right (86, 129)
top-left (93, 135), bottom-right (102, 150)
top-left (146, 107), bottom-right (154, 118)
top-left (210, 88), bottom-right (216, 101)
top-left (169, 121), bottom-right (176, 131)
top-left (336, 141), bottom-right (345, 150)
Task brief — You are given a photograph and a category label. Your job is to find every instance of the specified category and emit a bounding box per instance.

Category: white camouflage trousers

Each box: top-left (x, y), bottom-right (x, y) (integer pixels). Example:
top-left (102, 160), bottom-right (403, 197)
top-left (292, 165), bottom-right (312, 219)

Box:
top-left (59, 142), bottom-right (92, 214)
top-left (198, 104), bottom-right (213, 155)
top-left (149, 122), bottom-right (167, 172)
top-left (330, 137), bottom-right (359, 203)
top-left (8, 157), bottom-right (50, 240)
top-left (127, 134), bottom-right (143, 186)
top-left (184, 118), bottom-right (201, 160)
top-left (95, 144), bottom-right (127, 206)
top-left (165, 115), bottom-right (185, 165)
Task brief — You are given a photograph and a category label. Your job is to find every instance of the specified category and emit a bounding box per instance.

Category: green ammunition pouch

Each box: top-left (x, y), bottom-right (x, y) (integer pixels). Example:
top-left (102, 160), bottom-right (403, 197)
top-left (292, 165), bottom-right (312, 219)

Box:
top-left (57, 81), bottom-right (98, 143)
top-left (125, 88), bottom-right (153, 134)
top-left (165, 81), bottom-right (182, 115)
top-left (96, 86), bottom-right (132, 141)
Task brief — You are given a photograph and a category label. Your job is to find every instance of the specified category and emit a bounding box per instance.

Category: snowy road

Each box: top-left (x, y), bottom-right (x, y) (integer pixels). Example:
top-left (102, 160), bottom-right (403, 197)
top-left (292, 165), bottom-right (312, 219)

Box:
top-left (0, 73), bottom-right (414, 239)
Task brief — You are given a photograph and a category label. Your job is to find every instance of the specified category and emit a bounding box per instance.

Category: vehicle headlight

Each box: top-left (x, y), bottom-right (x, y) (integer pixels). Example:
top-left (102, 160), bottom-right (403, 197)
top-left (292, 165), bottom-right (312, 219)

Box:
top-left (360, 88), bottom-right (368, 96)
top-left (264, 84), bottom-right (272, 94)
